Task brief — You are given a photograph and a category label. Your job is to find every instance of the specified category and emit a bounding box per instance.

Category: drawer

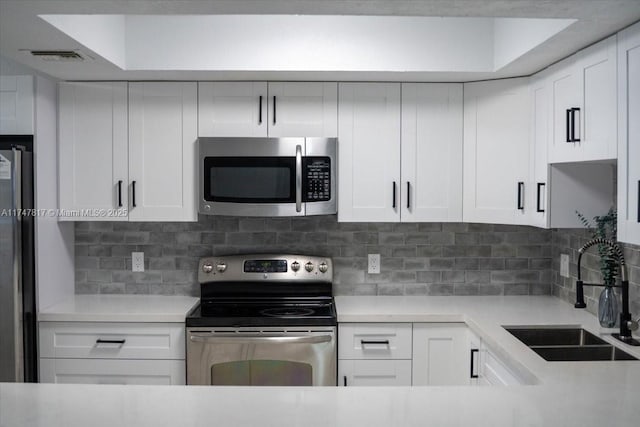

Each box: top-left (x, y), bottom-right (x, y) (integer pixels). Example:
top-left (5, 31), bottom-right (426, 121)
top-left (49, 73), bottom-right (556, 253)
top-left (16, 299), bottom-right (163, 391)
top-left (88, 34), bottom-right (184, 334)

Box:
top-left (39, 358), bottom-right (185, 385)
top-left (338, 323), bottom-right (412, 359)
top-left (39, 322), bottom-right (185, 360)
top-left (338, 359), bottom-right (412, 386)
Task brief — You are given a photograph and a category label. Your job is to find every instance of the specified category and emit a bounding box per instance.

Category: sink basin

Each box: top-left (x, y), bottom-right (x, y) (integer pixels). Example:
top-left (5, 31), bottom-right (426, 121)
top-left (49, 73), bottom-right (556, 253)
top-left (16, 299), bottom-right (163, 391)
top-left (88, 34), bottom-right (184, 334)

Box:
top-left (504, 326), bottom-right (638, 362)
top-left (505, 327), bottom-right (606, 346)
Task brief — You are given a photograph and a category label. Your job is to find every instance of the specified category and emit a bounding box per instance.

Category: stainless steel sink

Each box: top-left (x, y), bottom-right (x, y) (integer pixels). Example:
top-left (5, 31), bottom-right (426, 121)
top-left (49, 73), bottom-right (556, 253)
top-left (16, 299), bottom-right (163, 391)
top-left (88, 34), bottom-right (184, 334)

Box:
top-left (504, 326), bottom-right (638, 362)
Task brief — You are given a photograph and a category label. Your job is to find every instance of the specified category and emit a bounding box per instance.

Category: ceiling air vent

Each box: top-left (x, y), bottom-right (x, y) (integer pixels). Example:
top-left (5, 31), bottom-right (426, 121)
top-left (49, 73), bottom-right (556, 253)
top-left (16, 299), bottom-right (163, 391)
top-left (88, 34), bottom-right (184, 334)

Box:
top-left (30, 50), bottom-right (85, 61)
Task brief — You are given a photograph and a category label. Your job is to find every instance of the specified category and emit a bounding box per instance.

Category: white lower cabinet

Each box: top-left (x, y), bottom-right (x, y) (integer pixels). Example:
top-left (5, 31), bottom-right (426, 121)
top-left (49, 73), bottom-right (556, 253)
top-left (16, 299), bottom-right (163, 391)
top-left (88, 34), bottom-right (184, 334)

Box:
top-left (339, 360), bottom-right (412, 387)
top-left (39, 322), bottom-right (186, 385)
top-left (39, 359), bottom-right (184, 385)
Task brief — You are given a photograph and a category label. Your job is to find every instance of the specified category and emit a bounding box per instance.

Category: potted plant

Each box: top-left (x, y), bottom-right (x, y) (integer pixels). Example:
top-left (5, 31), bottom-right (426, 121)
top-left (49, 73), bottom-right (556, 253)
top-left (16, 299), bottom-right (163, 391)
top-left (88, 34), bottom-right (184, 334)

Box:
top-left (576, 207), bottom-right (619, 327)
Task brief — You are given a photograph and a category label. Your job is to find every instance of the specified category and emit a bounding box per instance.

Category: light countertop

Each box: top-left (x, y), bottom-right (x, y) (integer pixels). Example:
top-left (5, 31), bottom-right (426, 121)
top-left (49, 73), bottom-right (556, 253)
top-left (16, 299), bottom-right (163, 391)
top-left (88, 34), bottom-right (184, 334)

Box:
top-left (4, 295), bottom-right (638, 426)
top-left (38, 294), bottom-right (199, 322)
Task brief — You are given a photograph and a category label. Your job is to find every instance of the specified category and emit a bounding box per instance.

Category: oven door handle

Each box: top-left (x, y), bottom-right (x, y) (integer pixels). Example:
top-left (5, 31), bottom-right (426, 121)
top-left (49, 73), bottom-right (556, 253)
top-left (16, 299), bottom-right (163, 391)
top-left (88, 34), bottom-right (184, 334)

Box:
top-left (189, 334), bottom-right (332, 344)
top-left (295, 144), bottom-right (303, 213)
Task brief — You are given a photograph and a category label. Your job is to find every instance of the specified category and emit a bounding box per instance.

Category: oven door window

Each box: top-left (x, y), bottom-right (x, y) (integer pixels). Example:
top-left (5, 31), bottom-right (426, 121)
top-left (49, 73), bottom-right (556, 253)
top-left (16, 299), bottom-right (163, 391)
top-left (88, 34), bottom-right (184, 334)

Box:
top-left (203, 157), bottom-right (295, 203)
top-left (211, 360), bottom-right (313, 386)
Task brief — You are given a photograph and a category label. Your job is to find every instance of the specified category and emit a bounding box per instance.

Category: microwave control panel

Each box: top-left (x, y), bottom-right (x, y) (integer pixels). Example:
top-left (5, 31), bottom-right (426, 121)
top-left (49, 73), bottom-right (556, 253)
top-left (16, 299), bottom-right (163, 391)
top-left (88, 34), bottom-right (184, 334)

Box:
top-left (303, 157), bottom-right (331, 202)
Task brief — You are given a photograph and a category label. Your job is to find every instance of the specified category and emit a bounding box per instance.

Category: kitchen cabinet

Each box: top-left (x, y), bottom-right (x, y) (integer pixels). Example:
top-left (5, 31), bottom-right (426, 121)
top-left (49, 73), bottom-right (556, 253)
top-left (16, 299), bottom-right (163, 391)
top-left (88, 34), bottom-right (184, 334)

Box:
top-left (198, 82), bottom-right (337, 137)
top-left (59, 81), bottom-right (197, 221)
top-left (338, 83), bottom-right (462, 222)
top-left (548, 35), bottom-right (617, 163)
top-left (529, 73), bottom-right (551, 228)
top-left (58, 81), bottom-right (128, 221)
top-left (477, 342), bottom-right (524, 386)
top-left (39, 321), bottom-right (186, 385)
top-left (412, 323), bottom-right (474, 386)
top-left (617, 22), bottom-right (640, 245)
top-left (0, 75), bottom-right (33, 134)
top-left (338, 83), bottom-right (401, 222)
top-left (401, 83), bottom-right (463, 222)
top-left (338, 323), bottom-right (412, 386)
top-left (463, 78), bottom-right (531, 225)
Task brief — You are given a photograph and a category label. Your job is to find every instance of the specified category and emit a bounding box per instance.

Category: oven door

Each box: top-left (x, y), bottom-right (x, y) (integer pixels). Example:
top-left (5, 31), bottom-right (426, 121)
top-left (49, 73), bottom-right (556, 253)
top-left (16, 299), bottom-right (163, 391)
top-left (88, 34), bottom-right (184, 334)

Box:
top-left (199, 137), bottom-right (305, 216)
top-left (186, 327), bottom-right (336, 386)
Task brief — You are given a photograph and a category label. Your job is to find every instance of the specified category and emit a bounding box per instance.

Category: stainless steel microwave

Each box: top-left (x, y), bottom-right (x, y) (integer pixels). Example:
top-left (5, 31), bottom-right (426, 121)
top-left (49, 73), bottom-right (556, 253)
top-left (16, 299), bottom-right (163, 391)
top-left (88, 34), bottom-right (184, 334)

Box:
top-left (198, 137), bottom-right (337, 216)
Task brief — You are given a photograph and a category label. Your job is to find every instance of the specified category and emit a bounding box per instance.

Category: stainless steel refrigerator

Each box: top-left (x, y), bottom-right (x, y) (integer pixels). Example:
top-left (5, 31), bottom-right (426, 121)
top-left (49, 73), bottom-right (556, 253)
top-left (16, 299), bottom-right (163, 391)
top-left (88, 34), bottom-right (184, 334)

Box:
top-left (0, 136), bottom-right (37, 382)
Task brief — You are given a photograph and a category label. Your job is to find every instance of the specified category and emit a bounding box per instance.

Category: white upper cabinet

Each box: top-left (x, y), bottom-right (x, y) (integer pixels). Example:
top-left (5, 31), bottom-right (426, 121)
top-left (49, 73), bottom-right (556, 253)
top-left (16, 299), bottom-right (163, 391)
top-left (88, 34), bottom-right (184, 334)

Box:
top-left (463, 78), bottom-right (531, 225)
top-left (401, 83), bottom-right (463, 222)
top-left (529, 72), bottom-right (551, 228)
top-left (128, 82), bottom-right (198, 222)
top-left (198, 82), bottom-right (267, 137)
top-left (267, 82), bottom-right (337, 137)
top-left (548, 35), bottom-right (617, 163)
top-left (0, 75), bottom-right (33, 135)
top-left (198, 82), bottom-right (337, 137)
top-left (617, 22), bottom-right (640, 245)
top-left (59, 81), bottom-right (197, 222)
top-left (338, 83), bottom-right (401, 222)
top-left (58, 82), bottom-right (128, 220)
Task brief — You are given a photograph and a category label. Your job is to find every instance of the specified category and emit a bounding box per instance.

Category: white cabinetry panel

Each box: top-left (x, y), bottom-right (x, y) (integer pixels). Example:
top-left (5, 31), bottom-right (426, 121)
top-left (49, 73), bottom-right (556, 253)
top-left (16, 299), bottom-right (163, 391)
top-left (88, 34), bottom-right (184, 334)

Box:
top-left (338, 83), bottom-right (401, 222)
top-left (198, 82), bottom-right (267, 137)
top-left (339, 359), bottom-right (412, 387)
top-left (463, 78), bottom-right (530, 225)
top-left (0, 75), bottom-right (33, 134)
top-left (339, 323), bottom-right (412, 360)
top-left (58, 82), bottom-right (128, 220)
top-left (401, 83), bottom-right (463, 222)
top-left (128, 82), bottom-right (197, 221)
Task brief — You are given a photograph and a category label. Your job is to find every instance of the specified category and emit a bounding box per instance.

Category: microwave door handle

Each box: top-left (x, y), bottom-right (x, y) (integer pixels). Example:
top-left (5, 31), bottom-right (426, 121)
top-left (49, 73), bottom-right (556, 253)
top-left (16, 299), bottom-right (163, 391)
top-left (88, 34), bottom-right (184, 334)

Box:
top-left (296, 144), bottom-right (302, 213)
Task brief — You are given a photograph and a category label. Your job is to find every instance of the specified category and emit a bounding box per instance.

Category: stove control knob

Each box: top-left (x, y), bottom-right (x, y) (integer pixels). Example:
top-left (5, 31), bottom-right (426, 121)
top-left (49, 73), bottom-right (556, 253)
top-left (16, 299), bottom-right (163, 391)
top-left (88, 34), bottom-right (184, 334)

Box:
top-left (216, 263), bottom-right (227, 273)
top-left (291, 261), bottom-right (300, 272)
top-left (202, 263), bottom-right (213, 274)
top-left (305, 262), bottom-right (314, 272)
top-left (318, 262), bottom-right (329, 274)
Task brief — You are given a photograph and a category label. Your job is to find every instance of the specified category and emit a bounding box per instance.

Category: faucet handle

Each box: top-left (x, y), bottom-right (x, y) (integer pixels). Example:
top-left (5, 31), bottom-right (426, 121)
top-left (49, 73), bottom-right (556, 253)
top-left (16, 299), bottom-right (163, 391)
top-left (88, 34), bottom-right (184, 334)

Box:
top-left (628, 318), bottom-right (640, 332)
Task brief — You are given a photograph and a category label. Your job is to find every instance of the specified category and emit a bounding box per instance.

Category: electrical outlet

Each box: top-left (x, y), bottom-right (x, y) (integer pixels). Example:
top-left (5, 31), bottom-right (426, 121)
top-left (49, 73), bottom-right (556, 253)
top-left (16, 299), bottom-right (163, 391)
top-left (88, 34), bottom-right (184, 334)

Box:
top-left (132, 252), bottom-right (144, 272)
top-left (368, 254), bottom-right (380, 274)
top-left (560, 254), bottom-right (569, 278)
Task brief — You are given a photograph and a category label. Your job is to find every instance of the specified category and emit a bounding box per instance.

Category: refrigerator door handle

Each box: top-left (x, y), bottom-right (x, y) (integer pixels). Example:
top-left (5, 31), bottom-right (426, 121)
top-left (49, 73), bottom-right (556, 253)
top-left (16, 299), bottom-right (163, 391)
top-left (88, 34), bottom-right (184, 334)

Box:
top-left (11, 147), bottom-right (25, 382)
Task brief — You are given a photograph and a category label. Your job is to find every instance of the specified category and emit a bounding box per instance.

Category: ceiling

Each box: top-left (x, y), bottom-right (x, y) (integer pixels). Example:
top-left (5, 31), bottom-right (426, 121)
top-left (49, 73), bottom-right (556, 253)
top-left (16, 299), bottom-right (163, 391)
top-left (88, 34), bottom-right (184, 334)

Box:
top-left (1, 0), bottom-right (640, 82)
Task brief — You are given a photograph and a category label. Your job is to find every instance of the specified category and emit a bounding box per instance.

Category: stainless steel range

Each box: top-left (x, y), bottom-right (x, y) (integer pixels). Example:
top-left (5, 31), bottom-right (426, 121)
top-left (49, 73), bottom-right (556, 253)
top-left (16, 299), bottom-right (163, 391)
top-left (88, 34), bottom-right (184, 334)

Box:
top-left (186, 254), bottom-right (337, 386)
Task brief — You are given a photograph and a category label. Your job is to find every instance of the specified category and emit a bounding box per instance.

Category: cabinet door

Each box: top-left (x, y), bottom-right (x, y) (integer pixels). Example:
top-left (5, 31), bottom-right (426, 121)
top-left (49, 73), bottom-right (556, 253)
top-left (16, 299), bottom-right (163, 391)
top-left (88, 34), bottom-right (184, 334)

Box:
top-left (198, 82), bottom-right (267, 137)
top-left (412, 323), bottom-right (472, 386)
top-left (401, 83), bottom-right (463, 222)
top-left (338, 83), bottom-right (401, 222)
top-left (463, 78), bottom-right (530, 225)
top-left (529, 74), bottom-right (550, 228)
top-left (548, 59), bottom-right (581, 163)
top-left (618, 23), bottom-right (640, 245)
top-left (0, 75), bottom-right (33, 134)
top-left (577, 35), bottom-right (617, 161)
top-left (339, 359), bottom-right (412, 386)
top-left (58, 82), bottom-right (128, 220)
top-left (267, 82), bottom-right (337, 137)
top-left (128, 82), bottom-right (197, 221)
top-left (39, 358), bottom-right (185, 385)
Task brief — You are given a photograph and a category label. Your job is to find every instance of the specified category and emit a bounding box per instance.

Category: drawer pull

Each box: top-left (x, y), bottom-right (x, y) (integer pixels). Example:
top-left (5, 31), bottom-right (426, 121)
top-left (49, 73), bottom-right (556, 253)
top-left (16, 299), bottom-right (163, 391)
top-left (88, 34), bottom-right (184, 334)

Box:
top-left (361, 340), bottom-right (390, 346)
top-left (96, 339), bottom-right (126, 345)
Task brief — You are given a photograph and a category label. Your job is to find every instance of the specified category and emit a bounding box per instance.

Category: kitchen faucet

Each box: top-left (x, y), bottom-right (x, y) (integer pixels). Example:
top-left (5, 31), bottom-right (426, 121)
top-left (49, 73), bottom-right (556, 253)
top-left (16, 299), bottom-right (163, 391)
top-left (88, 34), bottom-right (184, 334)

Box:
top-left (574, 238), bottom-right (640, 346)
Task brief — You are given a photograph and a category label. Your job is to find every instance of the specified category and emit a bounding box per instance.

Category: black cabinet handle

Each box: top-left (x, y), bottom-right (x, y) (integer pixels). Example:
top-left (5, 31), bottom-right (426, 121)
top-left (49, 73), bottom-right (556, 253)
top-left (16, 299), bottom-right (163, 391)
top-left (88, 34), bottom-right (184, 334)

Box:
top-left (361, 340), bottom-right (390, 345)
top-left (566, 109), bottom-right (572, 142)
top-left (132, 181), bottom-right (137, 208)
top-left (392, 182), bottom-right (396, 209)
top-left (117, 180), bottom-right (123, 208)
top-left (96, 339), bottom-right (126, 345)
top-left (517, 182), bottom-right (524, 210)
top-left (273, 96), bottom-right (277, 124)
top-left (536, 182), bottom-right (545, 213)
top-left (258, 95), bottom-right (263, 124)
top-left (470, 348), bottom-right (479, 378)
top-left (343, 375), bottom-right (347, 386)
top-left (571, 108), bottom-right (580, 142)
top-left (406, 182), bottom-right (411, 209)
top-left (637, 180), bottom-right (640, 223)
